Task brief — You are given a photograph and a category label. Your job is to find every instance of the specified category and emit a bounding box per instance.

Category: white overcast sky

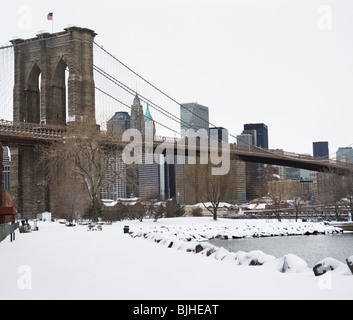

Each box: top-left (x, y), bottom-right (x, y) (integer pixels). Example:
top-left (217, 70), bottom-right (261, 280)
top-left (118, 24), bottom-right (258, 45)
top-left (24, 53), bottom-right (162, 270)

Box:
top-left (1, 0), bottom-right (353, 157)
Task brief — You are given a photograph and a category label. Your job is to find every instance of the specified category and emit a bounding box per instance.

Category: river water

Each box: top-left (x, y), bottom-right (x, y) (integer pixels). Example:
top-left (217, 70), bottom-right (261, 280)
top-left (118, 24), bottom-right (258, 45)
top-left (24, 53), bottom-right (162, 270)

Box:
top-left (209, 233), bottom-right (353, 267)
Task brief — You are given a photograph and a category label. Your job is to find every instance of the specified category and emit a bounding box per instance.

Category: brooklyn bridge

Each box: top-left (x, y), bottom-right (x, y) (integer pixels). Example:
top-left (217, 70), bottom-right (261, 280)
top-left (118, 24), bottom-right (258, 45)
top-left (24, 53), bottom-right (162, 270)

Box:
top-left (0, 27), bottom-right (352, 217)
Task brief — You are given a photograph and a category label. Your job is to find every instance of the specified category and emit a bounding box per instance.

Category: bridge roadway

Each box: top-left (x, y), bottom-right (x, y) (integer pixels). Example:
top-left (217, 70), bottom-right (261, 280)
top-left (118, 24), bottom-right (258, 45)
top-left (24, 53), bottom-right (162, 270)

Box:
top-left (1, 119), bottom-right (352, 175)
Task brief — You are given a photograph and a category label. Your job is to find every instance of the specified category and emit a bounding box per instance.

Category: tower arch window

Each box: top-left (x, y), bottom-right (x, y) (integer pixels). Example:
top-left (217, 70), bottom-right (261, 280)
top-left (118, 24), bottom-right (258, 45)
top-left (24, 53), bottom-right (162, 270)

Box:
top-left (24, 63), bottom-right (41, 123)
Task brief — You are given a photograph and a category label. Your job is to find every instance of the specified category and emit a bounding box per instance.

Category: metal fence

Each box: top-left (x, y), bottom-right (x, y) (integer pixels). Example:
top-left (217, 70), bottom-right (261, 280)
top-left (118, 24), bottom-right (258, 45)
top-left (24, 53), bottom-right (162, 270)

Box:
top-left (0, 222), bottom-right (19, 243)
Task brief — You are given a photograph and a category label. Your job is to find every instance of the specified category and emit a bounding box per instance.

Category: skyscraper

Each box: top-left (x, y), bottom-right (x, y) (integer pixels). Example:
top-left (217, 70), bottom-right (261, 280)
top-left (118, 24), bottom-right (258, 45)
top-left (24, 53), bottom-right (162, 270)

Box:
top-left (144, 104), bottom-right (156, 137)
top-left (313, 141), bottom-right (329, 158)
top-left (209, 127), bottom-right (229, 143)
top-left (336, 147), bottom-right (353, 164)
top-left (138, 103), bottom-right (175, 200)
top-left (130, 93), bottom-right (145, 136)
top-left (243, 123), bottom-right (269, 149)
top-left (107, 111), bottom-right (130, 134)
top-left (237, 133), bottom-right (255, 147)
top-left (2, 147), bottom-right (10, 191)
top-left (180, 103), bottom-right (209, 137)
top-left (101, 152), bottom-right (127, 201)
top-left (138, 104), bottom-right (159, 199)
top-left (104, 117), bottom-right (127, 200)
top-left (242, 123), bottom-right (269, 201)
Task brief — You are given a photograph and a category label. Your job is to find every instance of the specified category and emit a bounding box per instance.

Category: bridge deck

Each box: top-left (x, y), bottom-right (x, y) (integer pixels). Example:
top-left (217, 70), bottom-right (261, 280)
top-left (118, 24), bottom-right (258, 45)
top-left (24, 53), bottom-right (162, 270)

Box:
top-left (0, 120), bottom-right (65, 145)
top-left (0, 120), bottom-right (353, 174)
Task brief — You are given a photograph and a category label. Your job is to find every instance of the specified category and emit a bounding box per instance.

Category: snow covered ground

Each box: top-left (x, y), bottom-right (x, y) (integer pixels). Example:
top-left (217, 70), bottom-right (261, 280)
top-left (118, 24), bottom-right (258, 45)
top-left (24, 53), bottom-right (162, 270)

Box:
top-left (0, 217), bottom-right (352, 300)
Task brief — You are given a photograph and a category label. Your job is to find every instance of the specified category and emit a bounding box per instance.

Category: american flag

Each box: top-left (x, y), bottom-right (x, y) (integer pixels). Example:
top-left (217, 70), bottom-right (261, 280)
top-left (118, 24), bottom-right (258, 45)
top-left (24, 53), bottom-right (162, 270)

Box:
top-left (47, 12), bottom-right (53, 21)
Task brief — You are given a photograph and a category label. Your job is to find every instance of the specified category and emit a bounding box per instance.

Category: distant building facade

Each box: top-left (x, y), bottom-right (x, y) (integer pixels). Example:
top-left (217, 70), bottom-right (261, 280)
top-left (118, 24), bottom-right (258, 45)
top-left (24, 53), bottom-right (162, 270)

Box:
top-left (241, 123), bottom-right (269, 201)
top-left (336, 147), bottom-right (353, 164)
top-left (101, 152), bottom-right (127, 201)
top-left (237, 133), bottom-right (254, 147)
top-left (180, 103), bottom-right (209, 137)
top-left (209, 127), bottom-right (229, 143)
top-left (130, 93), bottom-right (145, 136)
top-left (107, 111), bottom-right (130, 133)
top-left (313, 141), bottom-right (329, 159)
top-left (2, 146), bottom-right (10, 191)
top-left (243, 123), bottom-right (268, 149)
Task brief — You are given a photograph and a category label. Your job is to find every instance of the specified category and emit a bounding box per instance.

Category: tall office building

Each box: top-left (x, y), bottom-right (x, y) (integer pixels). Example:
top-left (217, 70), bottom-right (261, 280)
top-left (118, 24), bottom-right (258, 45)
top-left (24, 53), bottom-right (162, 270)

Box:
top-left (243, 123), bottom-right (269, 149)
top-left (2, 146), bottom-right (10, 191)
top-left (237, 133), bottom-right (254, 147)
top-left (131, 93), bottom-right (145, 136)
top-left (313, 141), bottom-right (329, 158)
top-left (177, 103), bottom-right (209, 204)
top-left (107, 111), bottom-right (130, 134)
top-left (101, 153), bottom-right (127, 201)
top-left (209, 127), bottom-right (229, 143)
top-left (104, 114), bottom-right (128, 200)
top-left (138, 105), bottom-right (175, 200)
top-left (139, 154), bottom-right (176, 200)
top-left (138, 155), bottom-right (160, 199)
top-left (180, 103), bottom-right (209, 137)
top-left (103, 109), bottom-right (132, 200)
top-left (144, 104), bottom-right (156, 137)
top-left (336, 147), bottom-right (353, 164)
top-left (242, 123), bottom-right (269, 201)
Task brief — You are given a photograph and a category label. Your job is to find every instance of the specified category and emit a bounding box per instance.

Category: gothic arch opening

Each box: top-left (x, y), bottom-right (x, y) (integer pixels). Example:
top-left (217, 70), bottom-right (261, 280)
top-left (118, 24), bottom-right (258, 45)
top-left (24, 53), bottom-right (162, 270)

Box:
top-left (49, 58), bottom-right (69, 126)
top-left (24, 63), bottom-right (41, 123)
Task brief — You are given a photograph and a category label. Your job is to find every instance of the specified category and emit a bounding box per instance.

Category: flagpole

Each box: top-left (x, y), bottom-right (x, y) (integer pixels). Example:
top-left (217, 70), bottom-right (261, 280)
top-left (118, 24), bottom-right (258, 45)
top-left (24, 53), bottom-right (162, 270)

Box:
top-left (47, 12), bottom-right (54, 33)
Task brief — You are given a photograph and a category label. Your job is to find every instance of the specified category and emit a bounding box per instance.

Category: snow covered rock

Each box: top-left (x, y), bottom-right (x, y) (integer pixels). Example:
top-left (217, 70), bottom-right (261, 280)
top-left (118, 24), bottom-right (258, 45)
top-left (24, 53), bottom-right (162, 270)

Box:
top-left (346, 256), bottom-right (353, 275)
top-left (210, 247), bottom-right (230, 261)
top-left (313, 257), bottom-right (348, 276)
top-left (195, 244), bottom-right (204, 254)
top-left (195, 243), bottom-right (215, 256)
top-left (234, 251), bottom-right (248, 266)
top-left (235, 250), bottom-right (275, 266)
top-left (176, 241), bottom-right (199, 252)
top-left (281, 254), bottom-right (310, 273)
top-left (221, 252), bottom-right (238, 262)
top-left (264, 254), bottom-right (310, 273)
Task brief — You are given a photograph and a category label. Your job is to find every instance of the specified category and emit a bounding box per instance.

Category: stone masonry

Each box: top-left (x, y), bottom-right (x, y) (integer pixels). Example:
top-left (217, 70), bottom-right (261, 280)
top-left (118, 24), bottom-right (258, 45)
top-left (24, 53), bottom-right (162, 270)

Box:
top-left (9, 27), bottom-right (97, 217)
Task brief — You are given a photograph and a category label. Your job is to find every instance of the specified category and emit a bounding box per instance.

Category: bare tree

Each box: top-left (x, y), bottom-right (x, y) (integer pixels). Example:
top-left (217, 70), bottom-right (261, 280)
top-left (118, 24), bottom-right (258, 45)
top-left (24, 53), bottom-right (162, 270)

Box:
top-left (104, 202), bottom-right (128, 222)
top-left (292, 182), bottom-right (312, 222)
top-left (39, 124), bottom-right (126, 222)
top-left (144, 195), bottom-right (164, 222)
top-left (180, 159), bottom-right (240, 221)
top-left (128, 201), bottom-right (146, 221)
top-left (317, 171), bottom-right (345, 221)
top-left (263, 193), bottom-right (282, 222)
top-left (52, 177), bottom-right (88, 222)
top-left (337, 171), bottom-right (353, 218)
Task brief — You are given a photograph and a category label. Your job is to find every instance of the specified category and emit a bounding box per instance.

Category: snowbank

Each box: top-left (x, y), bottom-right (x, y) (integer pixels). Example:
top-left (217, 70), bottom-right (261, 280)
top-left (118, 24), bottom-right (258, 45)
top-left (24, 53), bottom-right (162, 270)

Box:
top-left (0, 217), bottom-right (352, 300)
top-left (131, 217), bottom-right (342, 242)
top-left (130, 217), bottom-right (349, 277)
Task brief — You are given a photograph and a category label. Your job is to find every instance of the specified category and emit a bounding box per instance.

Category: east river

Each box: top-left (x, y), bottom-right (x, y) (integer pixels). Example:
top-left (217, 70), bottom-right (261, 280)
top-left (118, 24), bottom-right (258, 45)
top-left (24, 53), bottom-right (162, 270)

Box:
top-left (209, 232), bottom-right (353, 267)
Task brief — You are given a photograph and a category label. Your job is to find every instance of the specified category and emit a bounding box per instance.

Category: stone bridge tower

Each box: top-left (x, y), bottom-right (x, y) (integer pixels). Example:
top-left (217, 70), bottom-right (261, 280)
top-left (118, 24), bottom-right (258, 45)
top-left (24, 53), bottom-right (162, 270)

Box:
top-left (11, 26), bottom-right (96, 126)
top-left (9, 27), bottom-right (97, 217)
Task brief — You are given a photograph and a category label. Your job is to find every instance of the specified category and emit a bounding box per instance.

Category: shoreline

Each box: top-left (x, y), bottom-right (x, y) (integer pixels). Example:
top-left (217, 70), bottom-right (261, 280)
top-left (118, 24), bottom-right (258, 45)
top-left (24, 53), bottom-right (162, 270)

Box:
top-left (130, 217), bottom-right (350, 276)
